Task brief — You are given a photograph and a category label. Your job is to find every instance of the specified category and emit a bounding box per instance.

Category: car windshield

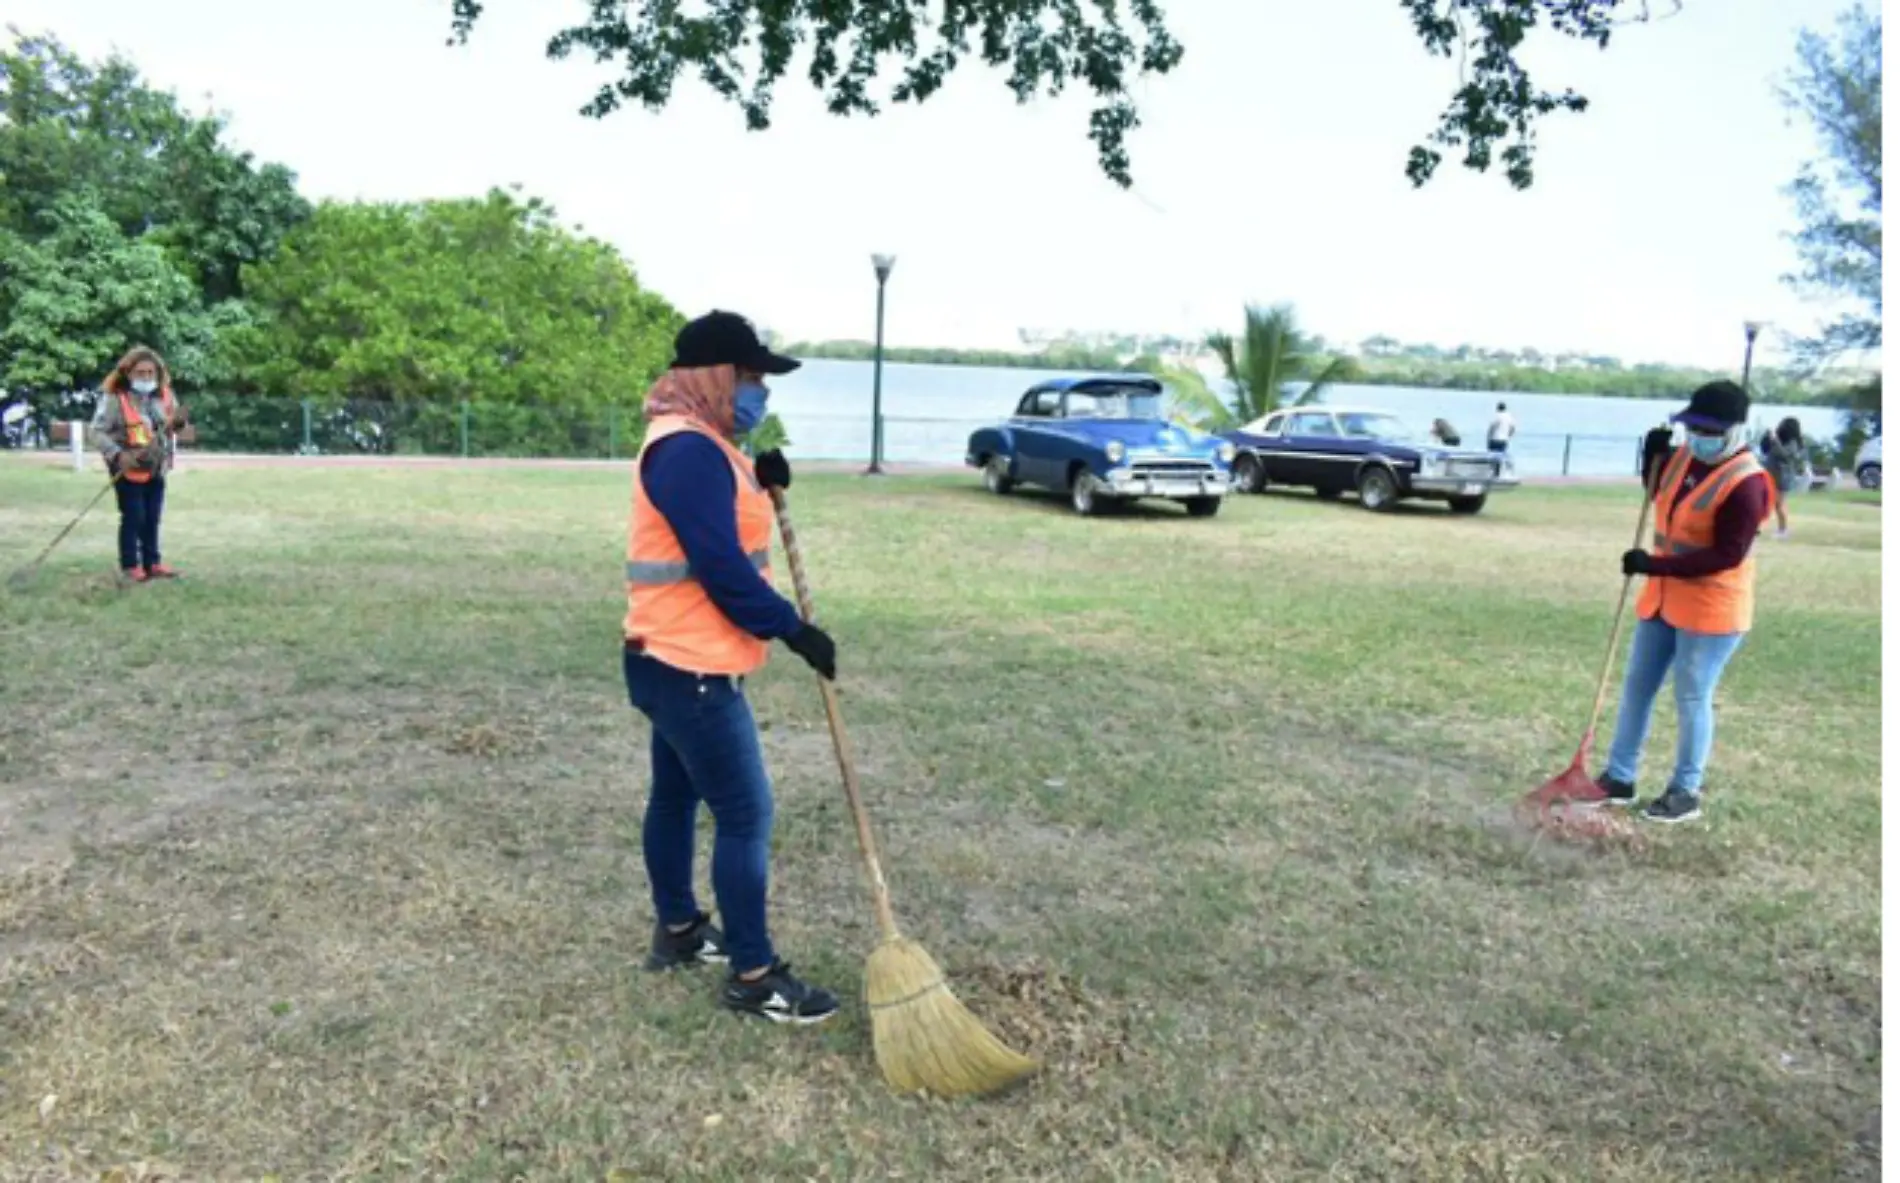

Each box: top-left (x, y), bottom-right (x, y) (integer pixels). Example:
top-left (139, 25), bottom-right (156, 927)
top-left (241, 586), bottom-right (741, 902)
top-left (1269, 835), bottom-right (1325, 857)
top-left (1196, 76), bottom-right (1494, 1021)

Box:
top-left (1336, 411), bottom-right (1425, 443)
top-left (1066, 387), bottom-right (1162, 419)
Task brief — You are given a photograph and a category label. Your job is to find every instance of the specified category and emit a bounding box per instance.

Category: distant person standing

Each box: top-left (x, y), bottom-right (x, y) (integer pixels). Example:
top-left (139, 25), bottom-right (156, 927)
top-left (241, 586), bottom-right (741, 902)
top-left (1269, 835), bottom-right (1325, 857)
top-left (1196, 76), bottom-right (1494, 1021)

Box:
top-left (90, 345), bottom-right (188, 583)
top-left (1763, 417), bottom-right (1806, 539)
top-left (1487, 402), bottom-right (1516, 454)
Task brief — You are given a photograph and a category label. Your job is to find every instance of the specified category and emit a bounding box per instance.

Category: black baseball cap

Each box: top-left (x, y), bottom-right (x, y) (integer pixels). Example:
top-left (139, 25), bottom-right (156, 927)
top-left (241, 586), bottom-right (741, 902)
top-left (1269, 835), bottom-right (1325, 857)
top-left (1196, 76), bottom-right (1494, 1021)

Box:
top-left (1671, 380), bottom-right (1750, 431)
top-left (670, 310), bottom-right (801, 375)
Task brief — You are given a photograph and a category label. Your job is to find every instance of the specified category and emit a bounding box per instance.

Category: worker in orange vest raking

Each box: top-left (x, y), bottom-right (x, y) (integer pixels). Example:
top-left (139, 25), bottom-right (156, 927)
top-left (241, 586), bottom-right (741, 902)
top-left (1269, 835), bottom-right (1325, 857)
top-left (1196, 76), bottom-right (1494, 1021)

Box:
top-left (622, 310), bottom-right (842, 1026)
top-left (1594, 380), bottom-right (1775, 824)
top-left (89, 345), bottom-right (191, 583)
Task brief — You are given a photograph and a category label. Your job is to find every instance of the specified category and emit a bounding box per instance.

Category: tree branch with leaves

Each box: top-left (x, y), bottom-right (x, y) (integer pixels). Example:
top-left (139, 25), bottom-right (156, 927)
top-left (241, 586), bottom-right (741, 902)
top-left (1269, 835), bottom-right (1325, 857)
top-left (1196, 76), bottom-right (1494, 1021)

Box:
top-left (448, 0), bottom-right (1679, 191)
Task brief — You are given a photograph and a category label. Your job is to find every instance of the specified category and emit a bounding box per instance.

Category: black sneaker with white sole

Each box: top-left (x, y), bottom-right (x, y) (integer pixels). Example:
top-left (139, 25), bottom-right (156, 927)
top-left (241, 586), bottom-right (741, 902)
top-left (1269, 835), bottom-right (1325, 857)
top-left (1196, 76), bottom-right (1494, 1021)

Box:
top-left (721, 960), bottom-right (840, 1025)
top-left (644, 911), bottom-right (729, 971)
top-left (1642, 785), bottom-right (1703, 824)
top-left (1592, 772), bottom-right (1638, 807)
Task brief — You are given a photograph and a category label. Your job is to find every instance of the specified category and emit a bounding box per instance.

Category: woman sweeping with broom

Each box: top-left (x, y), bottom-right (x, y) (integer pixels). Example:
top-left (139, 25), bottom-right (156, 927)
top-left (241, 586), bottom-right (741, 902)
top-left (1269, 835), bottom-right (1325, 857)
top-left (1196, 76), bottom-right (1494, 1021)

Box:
top-left (1595, 380), bottom-right (1774, 824)
top-left (621, 310), bottom-right (843, 1024)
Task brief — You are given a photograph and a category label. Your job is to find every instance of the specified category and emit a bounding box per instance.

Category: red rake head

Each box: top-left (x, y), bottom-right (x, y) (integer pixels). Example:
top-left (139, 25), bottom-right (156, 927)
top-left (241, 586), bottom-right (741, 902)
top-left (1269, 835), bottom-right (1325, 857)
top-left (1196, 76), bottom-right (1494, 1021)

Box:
top-left (1518, 740), bottom-right (1605, 812)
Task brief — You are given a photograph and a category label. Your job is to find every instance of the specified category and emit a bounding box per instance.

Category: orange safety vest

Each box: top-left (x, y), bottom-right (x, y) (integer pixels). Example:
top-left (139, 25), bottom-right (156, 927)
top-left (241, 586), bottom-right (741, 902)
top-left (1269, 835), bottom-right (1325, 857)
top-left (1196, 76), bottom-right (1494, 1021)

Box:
top-left (622, 415), bottom-right (776, 676)
top-left (115, 388), bottom-right (175, 484)
top-left (1637, 445), bottom-right (1773, 634)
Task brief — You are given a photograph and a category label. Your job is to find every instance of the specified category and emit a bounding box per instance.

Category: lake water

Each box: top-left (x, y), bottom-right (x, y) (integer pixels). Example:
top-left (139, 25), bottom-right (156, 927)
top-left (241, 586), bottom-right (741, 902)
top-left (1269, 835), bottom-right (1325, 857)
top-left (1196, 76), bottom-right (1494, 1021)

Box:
top-left (766, 358), bottom-right (1845, 477)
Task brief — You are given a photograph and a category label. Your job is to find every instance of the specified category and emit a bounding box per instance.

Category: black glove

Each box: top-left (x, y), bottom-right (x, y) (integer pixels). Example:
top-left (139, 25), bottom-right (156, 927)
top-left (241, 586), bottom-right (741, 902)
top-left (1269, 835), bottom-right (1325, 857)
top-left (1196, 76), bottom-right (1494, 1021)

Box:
top-left (1640, 427), bottom-right (1675, 483)
top-left (1621, 548), bottom-right (1654, 578)
top-left (755, 448), bottom-right (792, 491)
top-left (783, 622), bottom-right (836, 680)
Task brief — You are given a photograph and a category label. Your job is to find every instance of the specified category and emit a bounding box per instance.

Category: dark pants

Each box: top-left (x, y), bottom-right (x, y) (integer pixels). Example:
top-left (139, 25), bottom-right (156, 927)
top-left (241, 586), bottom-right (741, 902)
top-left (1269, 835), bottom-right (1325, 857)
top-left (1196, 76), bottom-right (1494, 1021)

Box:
top-left (114, 475), bottom-right (165, 571)
top-left (1487, 440), bottom-right (1509, 454)
top-left (623, 647), bottom-right (777, 974)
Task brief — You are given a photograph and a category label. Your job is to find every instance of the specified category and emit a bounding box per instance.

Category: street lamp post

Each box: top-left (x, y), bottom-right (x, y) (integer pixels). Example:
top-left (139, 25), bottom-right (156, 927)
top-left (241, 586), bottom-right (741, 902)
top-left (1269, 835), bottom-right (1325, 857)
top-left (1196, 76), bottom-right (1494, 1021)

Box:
top-left (1741, 320), bottom-right (1766, 390)
top-left (866, 253), bottom-right (895, 475)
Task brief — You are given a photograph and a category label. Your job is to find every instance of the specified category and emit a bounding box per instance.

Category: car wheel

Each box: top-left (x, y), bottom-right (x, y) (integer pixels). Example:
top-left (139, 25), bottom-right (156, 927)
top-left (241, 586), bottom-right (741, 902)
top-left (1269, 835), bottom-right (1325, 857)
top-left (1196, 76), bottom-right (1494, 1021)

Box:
top-left (1858, 463), bottom-right (1881, 490)
top-left (1448, 494), bottom-right (1487, 515)
top-left (1233, 454), bottom-right (1267, 494)
top-left (1070, 469), bottom-right (1101, 516)
top-left (1185, 496), bottom-right (1221, 518)
top-left (984, 455), bottom-right (1015, 495)
top-left (1357, 466), bottom-right (1398, 512)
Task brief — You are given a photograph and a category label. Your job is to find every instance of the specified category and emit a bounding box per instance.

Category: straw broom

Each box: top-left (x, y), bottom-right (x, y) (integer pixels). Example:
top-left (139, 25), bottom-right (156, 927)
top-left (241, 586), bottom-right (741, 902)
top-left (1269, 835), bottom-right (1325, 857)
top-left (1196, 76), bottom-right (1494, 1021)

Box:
top-left (769, 488), bottom-right (1039, 1099)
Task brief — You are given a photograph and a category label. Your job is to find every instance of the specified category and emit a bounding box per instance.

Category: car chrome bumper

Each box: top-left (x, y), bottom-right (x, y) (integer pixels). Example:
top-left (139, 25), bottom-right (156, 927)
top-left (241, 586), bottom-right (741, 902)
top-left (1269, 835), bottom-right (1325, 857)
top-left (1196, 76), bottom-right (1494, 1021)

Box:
top-left (1102, 467), bottom-right (1230, 499)
top-left (1409, 474), bottom-right (1521, 495)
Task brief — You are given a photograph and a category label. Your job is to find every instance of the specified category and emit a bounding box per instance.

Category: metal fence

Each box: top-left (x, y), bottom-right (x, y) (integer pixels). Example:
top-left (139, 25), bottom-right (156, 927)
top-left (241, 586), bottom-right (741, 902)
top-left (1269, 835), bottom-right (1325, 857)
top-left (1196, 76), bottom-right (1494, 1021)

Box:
top-left (18, 396), bottom-right (1650, 478)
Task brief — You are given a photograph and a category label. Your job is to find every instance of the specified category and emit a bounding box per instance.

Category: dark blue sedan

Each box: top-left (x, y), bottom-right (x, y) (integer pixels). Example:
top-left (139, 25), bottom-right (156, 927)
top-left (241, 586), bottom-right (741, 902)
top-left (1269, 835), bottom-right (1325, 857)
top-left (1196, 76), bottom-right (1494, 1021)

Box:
top-left (1226, 405), bottom-right (1519, 514)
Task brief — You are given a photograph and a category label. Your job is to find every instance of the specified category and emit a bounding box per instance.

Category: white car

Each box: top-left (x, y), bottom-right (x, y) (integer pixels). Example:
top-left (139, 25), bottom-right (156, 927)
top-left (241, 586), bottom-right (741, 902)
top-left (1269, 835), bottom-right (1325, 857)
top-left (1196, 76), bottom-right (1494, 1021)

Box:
top-left (1855, 435), bottom-right (1881, 489)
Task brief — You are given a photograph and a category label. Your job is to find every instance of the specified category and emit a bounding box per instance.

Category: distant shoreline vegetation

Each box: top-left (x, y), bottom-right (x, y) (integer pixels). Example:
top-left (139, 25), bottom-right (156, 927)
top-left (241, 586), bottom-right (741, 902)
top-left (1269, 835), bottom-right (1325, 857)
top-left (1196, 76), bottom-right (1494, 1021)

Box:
top-left (780, 339), bottom-right (1859, 406)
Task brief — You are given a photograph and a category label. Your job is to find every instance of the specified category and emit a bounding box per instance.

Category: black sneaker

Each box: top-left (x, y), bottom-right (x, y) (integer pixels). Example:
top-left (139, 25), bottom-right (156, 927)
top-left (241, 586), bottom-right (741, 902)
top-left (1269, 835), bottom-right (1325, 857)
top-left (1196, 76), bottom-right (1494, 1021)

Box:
top-left (644, 911), bottom-right (729, 971)
top-left (720, 960), bottom-right (840, 1025)
top-left (1642, 785), bottom-right (1703, 824)
top-left (1593, 772), bottom-right (1638, 807)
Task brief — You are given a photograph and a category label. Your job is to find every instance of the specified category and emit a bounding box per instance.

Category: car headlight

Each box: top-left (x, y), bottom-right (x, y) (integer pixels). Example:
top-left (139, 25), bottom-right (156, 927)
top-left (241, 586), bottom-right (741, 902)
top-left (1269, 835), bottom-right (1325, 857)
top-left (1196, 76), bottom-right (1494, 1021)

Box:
top-left (1217, 442), bottom-right (1236, 463)
top-left (1105, 440), bottom-right (1126, 463)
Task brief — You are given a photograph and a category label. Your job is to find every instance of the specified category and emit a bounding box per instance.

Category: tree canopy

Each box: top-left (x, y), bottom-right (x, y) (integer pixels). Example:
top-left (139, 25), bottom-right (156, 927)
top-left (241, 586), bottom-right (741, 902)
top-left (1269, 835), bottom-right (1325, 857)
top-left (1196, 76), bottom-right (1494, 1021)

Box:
top-left (449, 0), bottom-right (1682, 191)
top-left (230, 188), bottom-right (682, 408)
top-left (0, 29), bottom-right (691, 455)
top-left (1777, 2), bottom-right (1880, 392)
top-left (0, 29), bottom-right (310, 396)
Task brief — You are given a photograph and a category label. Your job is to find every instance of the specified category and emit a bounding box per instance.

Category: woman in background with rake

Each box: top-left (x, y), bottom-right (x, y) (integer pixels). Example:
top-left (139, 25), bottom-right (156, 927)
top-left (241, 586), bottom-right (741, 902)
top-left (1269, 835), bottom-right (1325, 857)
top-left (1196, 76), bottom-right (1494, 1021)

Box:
top-left (1595, 380), bottom-right (1774, 824)
top-left (89, 345), bottom-right (188, 583)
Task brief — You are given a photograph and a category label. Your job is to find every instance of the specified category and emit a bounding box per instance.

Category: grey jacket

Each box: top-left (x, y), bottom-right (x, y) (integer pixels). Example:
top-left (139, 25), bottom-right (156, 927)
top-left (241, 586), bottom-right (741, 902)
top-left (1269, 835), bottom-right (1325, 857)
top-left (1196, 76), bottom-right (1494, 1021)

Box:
top-left (90, 387), bottom-right (178, 474)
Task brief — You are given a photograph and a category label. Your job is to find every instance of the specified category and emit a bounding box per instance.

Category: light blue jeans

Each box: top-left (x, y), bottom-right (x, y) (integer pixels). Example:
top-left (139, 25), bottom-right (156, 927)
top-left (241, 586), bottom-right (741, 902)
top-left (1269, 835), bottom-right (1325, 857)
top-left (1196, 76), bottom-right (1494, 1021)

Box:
top-left (1605, 616), bottom-right (1746, 795)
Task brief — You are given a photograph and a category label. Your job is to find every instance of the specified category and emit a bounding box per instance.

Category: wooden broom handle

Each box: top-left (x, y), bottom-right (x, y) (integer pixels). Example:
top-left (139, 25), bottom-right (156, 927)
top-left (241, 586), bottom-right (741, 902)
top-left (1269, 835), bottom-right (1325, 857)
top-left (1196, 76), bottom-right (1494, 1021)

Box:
top-left (1581, 446), bottom-right (1665, 743)
top-left (769, 488), bottom-right (903, 942)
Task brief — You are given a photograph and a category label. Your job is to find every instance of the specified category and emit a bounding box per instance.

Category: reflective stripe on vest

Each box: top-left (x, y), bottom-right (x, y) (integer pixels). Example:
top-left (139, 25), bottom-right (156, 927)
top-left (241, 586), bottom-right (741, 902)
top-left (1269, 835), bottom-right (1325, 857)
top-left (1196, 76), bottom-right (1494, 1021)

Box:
top-left (1637, 446), bottom-right (1770, 633)
top-left (625, 548), bottom-right (771, 586)
top-left (622, 415), bottom-right (777, 676)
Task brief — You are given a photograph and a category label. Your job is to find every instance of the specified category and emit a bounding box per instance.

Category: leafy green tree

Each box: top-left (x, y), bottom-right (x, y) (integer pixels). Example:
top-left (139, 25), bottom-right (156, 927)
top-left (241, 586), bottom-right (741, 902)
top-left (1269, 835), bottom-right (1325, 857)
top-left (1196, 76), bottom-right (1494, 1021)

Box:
top-left (447, 0), bottom-right (1681, 191)
top-left (1182, 305), bottom-right (1351, 431)
top-left (0, 30), bottom-right (310, 303)
top-left (0, 194), bottom-right (224, 395)
top-left (1776, 2), bottom-right (1880, 425)
top-left (228, 187), bottom-right (684, 454)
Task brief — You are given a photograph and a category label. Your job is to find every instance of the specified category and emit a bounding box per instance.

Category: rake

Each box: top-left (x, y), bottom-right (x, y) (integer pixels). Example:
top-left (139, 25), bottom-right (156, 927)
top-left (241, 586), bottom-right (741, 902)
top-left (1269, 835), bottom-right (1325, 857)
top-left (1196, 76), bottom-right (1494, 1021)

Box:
top-left (1518, 454), bottom-right (1665, 815)
top-left (7, 471), bottom-right (122, 590)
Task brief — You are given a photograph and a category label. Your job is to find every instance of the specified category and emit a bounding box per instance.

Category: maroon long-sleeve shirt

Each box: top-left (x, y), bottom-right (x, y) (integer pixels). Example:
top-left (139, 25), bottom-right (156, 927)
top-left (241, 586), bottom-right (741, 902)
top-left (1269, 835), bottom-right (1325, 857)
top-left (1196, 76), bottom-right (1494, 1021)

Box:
top-left (1647, 457), bottom-right (1772, 580)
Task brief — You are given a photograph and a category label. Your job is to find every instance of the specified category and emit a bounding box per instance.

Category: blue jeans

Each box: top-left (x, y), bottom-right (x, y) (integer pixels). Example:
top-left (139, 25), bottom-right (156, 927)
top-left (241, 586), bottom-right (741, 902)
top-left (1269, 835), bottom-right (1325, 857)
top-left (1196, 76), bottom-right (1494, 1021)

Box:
top-left (1605, 615), bottom-right (1746, 795)
top-left (114, 475), bottom-right (165, 570)
top-left (623, 647), bottom-right (777, 973)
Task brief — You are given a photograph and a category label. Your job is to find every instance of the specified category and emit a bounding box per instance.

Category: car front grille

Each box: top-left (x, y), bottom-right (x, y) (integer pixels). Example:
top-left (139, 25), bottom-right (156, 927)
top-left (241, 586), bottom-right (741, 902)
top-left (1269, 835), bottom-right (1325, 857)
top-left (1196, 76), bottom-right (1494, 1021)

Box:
top-left (1448, 460), bottom-right (1496, 479)
top-left (1130, 459), bottom-right (1216, 475)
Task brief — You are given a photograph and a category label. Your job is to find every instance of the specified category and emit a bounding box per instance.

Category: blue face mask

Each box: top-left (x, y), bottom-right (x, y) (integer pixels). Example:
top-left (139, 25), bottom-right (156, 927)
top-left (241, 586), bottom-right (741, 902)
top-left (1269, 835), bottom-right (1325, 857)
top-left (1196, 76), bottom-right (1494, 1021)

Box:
top-left (732, 381), bottom-right (769, 435)
top-left (1688, 433), bottom-right (1728, 463)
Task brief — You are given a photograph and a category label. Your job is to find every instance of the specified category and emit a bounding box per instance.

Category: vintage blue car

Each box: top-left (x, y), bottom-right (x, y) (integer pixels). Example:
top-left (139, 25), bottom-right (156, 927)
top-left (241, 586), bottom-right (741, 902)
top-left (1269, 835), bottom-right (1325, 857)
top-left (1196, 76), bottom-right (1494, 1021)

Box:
top-left (1226, 405), bottom-right (1520, 514)
top-left (966, 375), bottom-right (1236, 516)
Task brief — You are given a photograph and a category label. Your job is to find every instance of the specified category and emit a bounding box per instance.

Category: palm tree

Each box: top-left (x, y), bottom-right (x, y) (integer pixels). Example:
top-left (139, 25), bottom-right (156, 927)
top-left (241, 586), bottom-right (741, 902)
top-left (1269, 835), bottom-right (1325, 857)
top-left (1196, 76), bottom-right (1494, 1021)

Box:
top-left (1175, 303), bottom-right (1355, 432)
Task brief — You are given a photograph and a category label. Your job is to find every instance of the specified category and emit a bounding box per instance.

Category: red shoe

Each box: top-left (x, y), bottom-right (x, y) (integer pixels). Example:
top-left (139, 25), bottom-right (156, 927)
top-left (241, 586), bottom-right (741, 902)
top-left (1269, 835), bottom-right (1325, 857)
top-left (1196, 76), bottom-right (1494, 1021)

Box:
top-left (122, 567), bottom-right (148, 583)
top-left (148, 564), bottom-right (180, 579)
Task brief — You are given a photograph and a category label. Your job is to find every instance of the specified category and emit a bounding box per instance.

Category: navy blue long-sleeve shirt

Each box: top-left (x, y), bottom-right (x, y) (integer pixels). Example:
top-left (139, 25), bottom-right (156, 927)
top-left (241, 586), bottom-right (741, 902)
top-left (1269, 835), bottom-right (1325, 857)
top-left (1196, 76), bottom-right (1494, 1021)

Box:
top-left (640, 433), bottom-right (804, 640)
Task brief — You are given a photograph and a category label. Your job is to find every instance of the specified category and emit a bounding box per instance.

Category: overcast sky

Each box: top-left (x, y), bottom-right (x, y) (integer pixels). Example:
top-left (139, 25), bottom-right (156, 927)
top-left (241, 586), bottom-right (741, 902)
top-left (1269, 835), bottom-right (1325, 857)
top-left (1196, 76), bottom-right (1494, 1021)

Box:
top-left (12, 0), bottom-right (1868, 370)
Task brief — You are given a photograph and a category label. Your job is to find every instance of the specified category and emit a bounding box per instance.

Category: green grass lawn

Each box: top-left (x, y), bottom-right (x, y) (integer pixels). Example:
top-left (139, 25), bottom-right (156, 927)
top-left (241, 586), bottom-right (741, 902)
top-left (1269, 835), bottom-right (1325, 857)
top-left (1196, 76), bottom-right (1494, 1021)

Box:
top-left (0, 458), bottom-right (1881, 1181)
